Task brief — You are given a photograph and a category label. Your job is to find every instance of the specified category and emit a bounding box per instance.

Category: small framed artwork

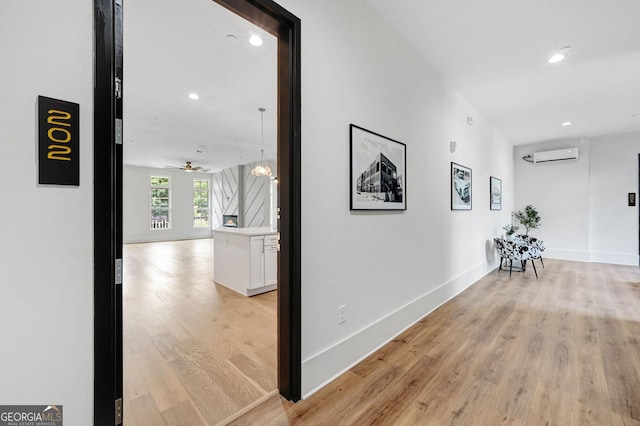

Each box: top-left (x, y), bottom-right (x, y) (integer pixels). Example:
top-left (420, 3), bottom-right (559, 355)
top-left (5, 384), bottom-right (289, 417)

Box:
top-left (490, 176), bottom-right (502, 210)
top-left (451, 162), bottom-right (472, 210)
top-left (629, 193), bottom-right (636, 207)
top-left (350, 124), bottom-right (406, 210)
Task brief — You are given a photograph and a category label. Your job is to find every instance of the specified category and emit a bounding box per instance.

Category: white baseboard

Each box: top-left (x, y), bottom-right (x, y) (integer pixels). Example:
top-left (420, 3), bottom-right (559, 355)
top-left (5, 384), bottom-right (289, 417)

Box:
top-left (590, 251), bottom-right (638, 266)
top-left (123, 232), bottom-right (211, 244)
top-left (301, 258), bottom-right (499, 399)
top-left (544, 248), bottom-right (590, 262)
top-left (544, 248), bottom-right (638, 266)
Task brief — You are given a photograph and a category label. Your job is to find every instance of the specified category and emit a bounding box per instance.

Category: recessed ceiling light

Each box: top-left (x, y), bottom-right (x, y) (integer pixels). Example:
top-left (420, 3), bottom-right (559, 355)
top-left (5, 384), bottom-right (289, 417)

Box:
top-left (226, 34), bottom-right (237, 40)
top-left (548, 54), bottom-right (565, 64)
top-left (548, 46), bottom-right (572, 64)
top-left (249, 35), bottom-right (263, 46)
top-left (561, 121), bottom-right (572, 126)
top-left (188, 93), bottom-right (199, 100)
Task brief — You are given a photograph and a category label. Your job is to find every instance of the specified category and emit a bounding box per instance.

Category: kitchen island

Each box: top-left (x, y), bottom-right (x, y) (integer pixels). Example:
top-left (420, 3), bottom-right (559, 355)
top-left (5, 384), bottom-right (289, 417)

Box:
top-left (213, 227), bottom-right (277, 296)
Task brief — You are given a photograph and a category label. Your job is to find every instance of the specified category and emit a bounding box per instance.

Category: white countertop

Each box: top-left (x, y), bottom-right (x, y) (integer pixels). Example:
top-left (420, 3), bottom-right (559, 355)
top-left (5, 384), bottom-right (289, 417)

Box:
top-left (213, 226), bottom-right (277, 236)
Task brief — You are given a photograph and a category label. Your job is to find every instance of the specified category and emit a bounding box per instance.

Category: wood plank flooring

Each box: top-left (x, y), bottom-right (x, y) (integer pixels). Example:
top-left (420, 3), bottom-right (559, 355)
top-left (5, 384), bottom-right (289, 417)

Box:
top-left (232, 259), bottom-right (640, 425)
top-left (123, 238), bottom-right (277, 426)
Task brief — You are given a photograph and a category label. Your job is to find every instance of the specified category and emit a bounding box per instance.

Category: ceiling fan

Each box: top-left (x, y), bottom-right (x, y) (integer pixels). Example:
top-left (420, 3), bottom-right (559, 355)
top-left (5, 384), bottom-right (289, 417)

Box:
top-left (164, 161), bottom-right (210, 172)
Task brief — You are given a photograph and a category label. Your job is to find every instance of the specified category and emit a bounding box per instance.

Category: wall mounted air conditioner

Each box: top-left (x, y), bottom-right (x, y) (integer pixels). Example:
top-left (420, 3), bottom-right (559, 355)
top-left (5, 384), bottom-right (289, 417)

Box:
top-left (533, 147), bottom-right (579, 163)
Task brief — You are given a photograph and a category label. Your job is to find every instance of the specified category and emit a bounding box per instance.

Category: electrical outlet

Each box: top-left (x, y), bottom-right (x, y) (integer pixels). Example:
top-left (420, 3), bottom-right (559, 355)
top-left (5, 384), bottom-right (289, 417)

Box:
top-left (338, 305), bottom-right (346, 324)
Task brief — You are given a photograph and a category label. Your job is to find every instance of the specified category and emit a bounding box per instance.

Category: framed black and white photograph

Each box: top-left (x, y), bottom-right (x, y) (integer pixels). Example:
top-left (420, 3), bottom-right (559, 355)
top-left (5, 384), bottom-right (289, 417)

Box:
top-left (451, 162), bottom-right (472, 210)
top-left (350, 124), bottom-right (406, 210)
top-left (490, 176), bottom-right (502, 210)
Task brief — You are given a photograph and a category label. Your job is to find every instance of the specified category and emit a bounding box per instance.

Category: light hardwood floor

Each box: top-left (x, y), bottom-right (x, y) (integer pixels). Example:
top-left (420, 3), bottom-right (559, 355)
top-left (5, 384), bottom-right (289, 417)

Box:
top-left (233, 259), bottom-right (640, 425)
top-left (123, 238), bottom-right (277, 426)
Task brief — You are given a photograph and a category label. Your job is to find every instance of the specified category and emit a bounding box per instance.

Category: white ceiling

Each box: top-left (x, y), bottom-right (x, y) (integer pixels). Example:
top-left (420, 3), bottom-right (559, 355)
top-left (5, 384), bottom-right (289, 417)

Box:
top-left (123, 0), bottom-right (277, 172)
top-left (124, 0), bottom-right (640, 172)
top-left (365, 0), bottom-right (640, 145)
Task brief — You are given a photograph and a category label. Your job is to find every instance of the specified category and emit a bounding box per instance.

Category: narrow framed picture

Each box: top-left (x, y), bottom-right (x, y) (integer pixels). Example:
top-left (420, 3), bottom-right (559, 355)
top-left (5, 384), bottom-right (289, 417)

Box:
top-left (451, 162), bottom-right (472, 210)
top-left (490, 176), bottom-right (502, 210)
top-left (350, 124), bottom-right (406, 211)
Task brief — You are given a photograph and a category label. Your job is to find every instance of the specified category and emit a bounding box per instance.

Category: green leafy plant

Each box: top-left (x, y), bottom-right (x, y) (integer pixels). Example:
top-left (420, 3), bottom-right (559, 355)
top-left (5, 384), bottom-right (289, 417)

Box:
top-left (514, 204), bottom-right (541, 235)
top-left (502, 224), bottom-right (519, 236)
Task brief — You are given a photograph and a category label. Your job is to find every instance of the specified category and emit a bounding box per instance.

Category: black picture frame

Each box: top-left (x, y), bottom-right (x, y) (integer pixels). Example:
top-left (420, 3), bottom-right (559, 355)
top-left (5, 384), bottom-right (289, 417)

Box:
top-left (451, 162), bottom-right (472, 210)
top-left (350, 124), bottom-right (406, 210)
top-left (490, 176), bottom-right (502, 210)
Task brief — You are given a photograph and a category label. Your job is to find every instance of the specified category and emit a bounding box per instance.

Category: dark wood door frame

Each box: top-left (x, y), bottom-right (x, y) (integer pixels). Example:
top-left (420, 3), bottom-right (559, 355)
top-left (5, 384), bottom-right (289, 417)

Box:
top-left (94, 0), bottom-right (123, 424)
top-left (94, 0), bottom-right (301, 424)
top-left (211, 0), bottom-right (302, 402)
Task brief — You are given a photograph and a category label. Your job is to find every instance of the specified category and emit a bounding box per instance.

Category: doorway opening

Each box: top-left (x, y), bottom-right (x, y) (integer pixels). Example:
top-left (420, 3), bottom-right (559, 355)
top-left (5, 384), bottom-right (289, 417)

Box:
top-left (121, 7), bottom-right (280, 422)
top-left (94, 0), bottom-right (300, 424)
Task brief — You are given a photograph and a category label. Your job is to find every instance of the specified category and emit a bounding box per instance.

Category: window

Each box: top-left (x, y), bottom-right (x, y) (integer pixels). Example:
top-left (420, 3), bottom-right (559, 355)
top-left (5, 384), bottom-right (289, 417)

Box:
top-left (193, 179), bottom-right (210, 228)
top-left (150, 176), bottom-right (170, 229)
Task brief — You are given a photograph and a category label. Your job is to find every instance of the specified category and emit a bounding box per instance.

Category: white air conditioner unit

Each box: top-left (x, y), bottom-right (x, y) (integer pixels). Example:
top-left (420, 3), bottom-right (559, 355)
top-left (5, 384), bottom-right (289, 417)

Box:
top-left (533, 147), bottom-right (579, 163)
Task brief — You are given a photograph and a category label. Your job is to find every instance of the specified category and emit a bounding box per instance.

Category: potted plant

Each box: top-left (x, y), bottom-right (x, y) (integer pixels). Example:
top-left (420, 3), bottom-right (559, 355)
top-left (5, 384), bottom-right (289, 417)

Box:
top-left (514, 204), bottom-right (541, 235)
top-left (502, 224), bottom-right (519, 240)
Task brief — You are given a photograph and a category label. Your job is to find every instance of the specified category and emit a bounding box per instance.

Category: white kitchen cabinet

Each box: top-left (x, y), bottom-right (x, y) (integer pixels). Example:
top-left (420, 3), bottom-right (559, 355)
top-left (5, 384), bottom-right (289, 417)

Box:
top-left (249, 236), bottom-right (266, 289)
top-left (249, 234), bottom-right (278, 289)
top-left (264, 234), bottom-right (278, 286)
top-left (213, 227), bottom-right (277, 296)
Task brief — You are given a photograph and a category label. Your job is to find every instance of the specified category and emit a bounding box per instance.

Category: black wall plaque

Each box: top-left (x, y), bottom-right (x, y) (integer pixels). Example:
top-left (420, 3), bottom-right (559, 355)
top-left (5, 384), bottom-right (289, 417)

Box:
top-left (38, 96), bottom-right (80, 185)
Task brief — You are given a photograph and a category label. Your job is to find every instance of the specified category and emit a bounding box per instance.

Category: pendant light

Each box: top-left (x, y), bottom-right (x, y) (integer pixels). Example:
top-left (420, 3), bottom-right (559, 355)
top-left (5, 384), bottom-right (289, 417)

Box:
top-left (251, 107), bottom-right (272, 177)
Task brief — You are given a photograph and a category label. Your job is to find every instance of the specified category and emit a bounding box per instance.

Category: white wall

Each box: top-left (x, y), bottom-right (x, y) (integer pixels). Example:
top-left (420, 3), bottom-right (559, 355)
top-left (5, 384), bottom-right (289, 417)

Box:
top-left (123, 165), bottom-right (213, 243)
top-left (0, 1), bottom-right (93, 424)
top-left (210, 161), bottom-right (275, 229)
top-left (514, 139), bottom-right (591, 261)
top-left (514, 132), bottom-right (639, 265)
top-left (277, 0), bottom-right (514, 397)
top-left (590, 132), bottom-right (639, 265)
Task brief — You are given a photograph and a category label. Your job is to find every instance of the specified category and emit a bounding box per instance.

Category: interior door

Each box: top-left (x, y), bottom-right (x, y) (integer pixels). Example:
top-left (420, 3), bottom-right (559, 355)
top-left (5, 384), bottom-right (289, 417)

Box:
top-left (94, 0), bottom-right (124, 424)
